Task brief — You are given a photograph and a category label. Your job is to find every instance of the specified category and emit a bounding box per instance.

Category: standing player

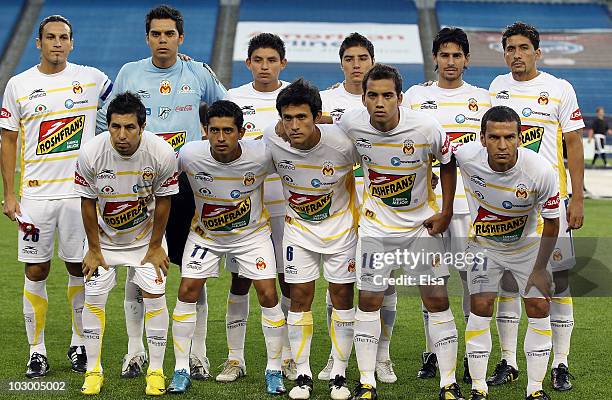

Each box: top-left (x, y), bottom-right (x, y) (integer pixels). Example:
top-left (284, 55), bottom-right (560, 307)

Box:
top-left (337, 64), bottom-right (463, 400)
top-left (318, 32), bottom-right (399, 385)
top-left (1, 15), bottom-right (112, 378)
top-left (219, 33), bottom-right (295, 382)
top-left (168, 100), bottom-right (287, 395)
top-left (488, 22), bottom-right (585, 391)
top-left (265, 79), bottom-right (358, 400)
top-left (96, 5), bottom-right (226, 380)
top-left (75, 92), bottom-right (178, 395)
top-left (457, 106), bottom-right (560, 400)
top-left (404, 27), bottom-right (491, 383)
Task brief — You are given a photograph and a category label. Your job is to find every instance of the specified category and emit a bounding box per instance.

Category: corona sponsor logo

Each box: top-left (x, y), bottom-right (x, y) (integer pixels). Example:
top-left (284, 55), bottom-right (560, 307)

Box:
top-left (159, 80), bottom-right (172, 94)
top-left (368, 169), bottom-right (416, 207)
top-left (37, 115), bottom-right (85, 155)
top-left (102, 199), bottom-right (149, 230)
top-left (157, 132), bottom-right (186, 152)
top-left (255, 257), bottom-right (266, 270)
top-left (468, 98), bottom-right (478, 111)
top-left (322, 161), bottom-right (334, 176)
top-left (538, 92), bottom-right (549, 105)
top-left (520, 125), bottom-right (544, 153)
top-left (288, 191), bottom-right (333, 221)
top-left (515, 183), bottom-right (529, 199)
top-left (243, 172), bottom-right (255, 186)
top-left (473, 207), bottom-right (528, 243)
top-left (72, 81), bottom-right (83, 94)
top-left (402, 139), bottom-right (414, 155)
top-left (201, 198), bottom-right (251, 231)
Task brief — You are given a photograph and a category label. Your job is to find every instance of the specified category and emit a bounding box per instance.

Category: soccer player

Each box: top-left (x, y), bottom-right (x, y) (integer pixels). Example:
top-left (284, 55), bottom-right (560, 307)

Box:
top-left (96, 5), bottom-right (226, 379)
top-left (0, 15), bottom-right (112, 378)
top-left (265, 79), bottom-right (358, 400)
top-left (337, 64), bottom-right (463, 400)
top-left (488, 22), bottom-right (585, 391)
top-left (168, 100), bottom-right (287, 395)
top-left (75, 92), bottom-right (178, 395)
top-left (404, 27), bottom-right (491, 383)
top-left (219, 33), bottom-right (295, 382)
top-left (318, 32), bottom-right (399, 385)
top-left (456, 106), bottom-right (560, 400)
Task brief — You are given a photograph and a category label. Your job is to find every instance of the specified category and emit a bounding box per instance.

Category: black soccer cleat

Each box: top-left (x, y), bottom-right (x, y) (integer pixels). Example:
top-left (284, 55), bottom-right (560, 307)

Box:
top-left (469, 389), bottom-right (488, 400)
top-left (551, 363), bottom-right (574, 391)
top-left (439, 382), bottom-right (465, 400)
top-left (351, 383), bottom-right (378, 400)
top-left (67, 345), bottom-right (87, 373)
top-left (462, 355), bottom-right (472, 384)
top-left (417, 352), bottom-right (437, 379)
top-left (486, 359), bottom-right (519, 386)
top-left (26, 352), bottom-right (50, 378)
top-left (525, 390), bottom-right (551, 400)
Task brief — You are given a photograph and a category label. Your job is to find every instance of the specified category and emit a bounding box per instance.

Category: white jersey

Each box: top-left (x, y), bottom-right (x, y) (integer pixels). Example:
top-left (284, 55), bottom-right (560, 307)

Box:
top-left (264, 124), bottom-right (359, 254)
top-left (0, 63), bottom-right (112, 199)
top-left (454, 141), bottom-right (560, 254)
top-left (320, 83), bottom-right (364, 123)
top-left (404, 82), bottom-right (491, 214)
top-left (490, 72), bottom-right (585, 198)
top-left (337, 107), bottom-right (451, 237)
top-left (178, 140), bottom-right (274, 251)
top-left (74, 131), bottom-right (178, 249)
top-left (225, 81), bottom-right (289, 217)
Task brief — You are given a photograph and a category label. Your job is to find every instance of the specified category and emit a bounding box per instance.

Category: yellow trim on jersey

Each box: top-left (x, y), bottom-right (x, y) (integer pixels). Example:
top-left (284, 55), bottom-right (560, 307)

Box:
top-left (203, 220), bottom-right (269, 238)
top-left (364, 189), bottom-right (428, 214)
top-left (436, 194), bottom-right (467, 199)
top-left (322, 111), bottom-right (331, 117)
top-left (19, 121), bottom-right (26, 196)
top-left (466, 189), bottom-right (535, 214)
top-left (116, 171), bottom-right (143, 176)
top-left (244, 131), bottom-right (263, 138)
top-left (556, 126), bottom-right (568, 198)
top-left (288, 217), bottom-right (353, 241)
top-left (427, 161), bottom-right (438, 213)
top-left (98, 193), bottom-right (144, 199)
top-left (264, 200), bottom-right (285, 205)
top-left (364, 162), bottom-right (424, 172)
top-left (194, 192), bottom-right (238, 203)
top-left (256, 106), bottom-right (276, 112)
top-left (283, 181), bottom-right (329, 192)
top-left (265, 176), bottom-right (281, 182)
top-left (521, 117), bottom-right (557, 125)
top-left (293, 163), bottom-right (353, 171)
top-left (372, 143), bottom-right (430, 148)
top-left (486, 182), bottom-right (537, 194)
top-left (16, 82), bottom-right (98, 103)
top-left (489, 92), bottom-right (561, 103)
top-left (24, 154), bottom-right (79, 164)
top-left (442, 124), bottom-right (480, 129)
top-left (21, 105), bottom-right (97, 122)
top-left (213, 173), bottom-right (268, 181)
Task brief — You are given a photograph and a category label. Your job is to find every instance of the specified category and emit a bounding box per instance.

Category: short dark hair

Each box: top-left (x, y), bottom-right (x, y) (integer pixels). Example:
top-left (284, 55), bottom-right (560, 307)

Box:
top-left (362, 63), bottom-right (403, 96)
top-left (38, 15), bottom-right (72, 40)
top-left (146, 5), bottom-right (184, 36)
top-left (106, 92), bottom-right (147, 128)
top-left (502, 22), bottom-right (539, 50)
top-left (205, 100), bottom-right (244, 130)
top-left (432, 27), bottom-right (469, 56)
top-left (199, 102), bottom-right (209, 126)
top-left (339, 32), bottom-right (375, 60)
top-left (276, 78), bottom-right (322, 118)
top-left (248, 33), bottom-right (286, 59)
top-left (481, 106), bottom-right (521, 136)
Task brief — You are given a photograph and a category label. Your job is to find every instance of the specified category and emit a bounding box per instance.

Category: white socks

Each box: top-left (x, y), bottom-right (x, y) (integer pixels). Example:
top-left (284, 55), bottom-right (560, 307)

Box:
top-left (280, 295), bottom-right (292, 362)
top-left (330, 308), bottom-right (355, 378)
top-left (429, 308), bottom-right (458, 388)
top-left (550, 296), bottom-right (574, 368)
top-left (24, 276), bottom-right (48, 356)
top-left (226, 292), bottom-right (249, 365)
top-left (496, 295), bottom-right (521, 368)
top-left (124, 277), bottom-right (145, 355)
top-left (172, 299), bottom-right (197, 371)
top-left (261, 304), bottom-right (286, 371)
top-left (465, 313), bottom-right (492, 393)
top-left (354, 308), bottom-right (380, 387)
top-left (191, 285), bottom-right (208, 363)
top-left (83, 293), bottom-right (108, 372)
top-left (377, 293), bottom-right (397, 362)
top-left (287, 311), bottom-right (313, 378)
top-left (144, 296), bottom-right (169, 371)
top-left (67, 274), bottom-right (85, 347)
top-left (421, 302), bottom-right (432, 353)
top-left (525, 317), bottom-right (552, 396)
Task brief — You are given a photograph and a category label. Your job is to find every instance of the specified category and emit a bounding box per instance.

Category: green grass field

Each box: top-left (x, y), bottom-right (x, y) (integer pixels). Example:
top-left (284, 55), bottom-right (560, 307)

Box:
top-left (0, 195), bottom-right (610, 399)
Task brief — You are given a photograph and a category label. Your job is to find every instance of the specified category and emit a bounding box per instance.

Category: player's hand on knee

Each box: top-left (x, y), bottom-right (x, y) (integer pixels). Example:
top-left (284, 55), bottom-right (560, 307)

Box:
top-left (142, 246), bottom-right (170, 281)
top-left (83, 250), bottom-right (108, 281)
top-left (3, 194), bottom-right (21, 221)
top-left (525, 268), bottom-right (553, 302)
top-left (423, 212), bottom-right (451, 235)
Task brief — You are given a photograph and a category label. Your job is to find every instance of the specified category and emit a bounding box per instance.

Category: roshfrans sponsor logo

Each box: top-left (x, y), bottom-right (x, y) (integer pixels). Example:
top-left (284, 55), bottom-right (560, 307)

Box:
top-left (368, 169), bottom-right (416, 207)
top-left (520, 125), bottom-right (544, 153)
top-left (201, 198), bottom-right (251, 231)
top-left (157, 132), bottom-right (186, 152)
top-left (473, 207), bottom-right (528, 243)
top-left (102, 199), bottom-right (149, 230)
top-left (37, 115), bottom-right (85, 155)
top-left (288, 191), bottom-right (333, 221)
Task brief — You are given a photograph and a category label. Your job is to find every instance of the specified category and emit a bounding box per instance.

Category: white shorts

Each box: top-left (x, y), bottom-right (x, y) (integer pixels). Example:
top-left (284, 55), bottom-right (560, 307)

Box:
top-left (550, 198), bottom-right (575, 272)
top-left (283, 241), bottom-right (357, 284)
top-left (443, 213), bottom-right (470, 271)
top-left (17, 198), bottom-right (85, 263)
top-left (467, 244), bottom-right (552, 298)
top-left (84, 242), bottom-right (168, 296)
top-left (183, 232), bottom-right (277, 281)
top-left (226, 216), bottom-right (284, 275)
top-left (357, 225), bottom-right (449, 292)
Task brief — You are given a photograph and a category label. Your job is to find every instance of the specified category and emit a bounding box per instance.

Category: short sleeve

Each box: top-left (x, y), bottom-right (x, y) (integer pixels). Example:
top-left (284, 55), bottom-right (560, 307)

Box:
top-left (154, 145), bottom-right (179, 197)
top-left (198, 63), bottom-right (227, 105)
top-left (74, 152), bottom-right (98, 198)
top-left (558, 80), bottom-right (585, 133)
top-left (430, 119), bottom-right (451, 165)
top-left (538, 166), bottom-right (560, 220)
top-left (0, 78), bottom-right (21, 131)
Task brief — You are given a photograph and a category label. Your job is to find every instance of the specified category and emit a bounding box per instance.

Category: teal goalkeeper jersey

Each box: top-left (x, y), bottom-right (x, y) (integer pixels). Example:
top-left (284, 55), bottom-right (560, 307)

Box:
top-left (97, 57), bottom-right (226, 150)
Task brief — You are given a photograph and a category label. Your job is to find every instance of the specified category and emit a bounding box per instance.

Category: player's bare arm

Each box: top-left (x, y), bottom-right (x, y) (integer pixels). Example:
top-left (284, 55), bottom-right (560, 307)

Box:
top-left (1, 129), bottom-right (21, 220)
top-left (142, 195), bottom-right (172, 281)
top-left (81, 197), bottom-right (109, 281)
top-left (525, 216), bottom-right (560, 301)
top-left (563, 128), bottom-right (585, 230)
top-left (424, 157), bottom-right (456, 234)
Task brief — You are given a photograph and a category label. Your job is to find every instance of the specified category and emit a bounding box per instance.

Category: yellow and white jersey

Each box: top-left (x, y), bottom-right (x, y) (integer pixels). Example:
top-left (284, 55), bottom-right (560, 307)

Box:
top-left (489, 72), bottom-right (585, 198)
top-left (264, 124), bottom-right (359, 254)
top-left (178, 139), bottom-right (274, 251)
top-left (338, 107), bottom-right (451, 237)
top-left (454, 141), bottom-right (560, 254)
top-left (320, 83), bottom-right (364, 123)
top-left (74, 131), bottom-right (179, 249)
top-left (0, 63), bottom-right (112, 200)
top-left (404, 82), bottom-right (491, 214)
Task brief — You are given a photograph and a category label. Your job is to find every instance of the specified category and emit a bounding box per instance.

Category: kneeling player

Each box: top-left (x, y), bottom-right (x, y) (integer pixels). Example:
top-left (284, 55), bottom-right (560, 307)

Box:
top-left (75, 92), bottom-right (178, 395)
top-left (265, 79), bottom-right (358, 400)
top-left (167, 100), bottom-right (287, 395)
top-left (455, 106), bottom-right (559, 400)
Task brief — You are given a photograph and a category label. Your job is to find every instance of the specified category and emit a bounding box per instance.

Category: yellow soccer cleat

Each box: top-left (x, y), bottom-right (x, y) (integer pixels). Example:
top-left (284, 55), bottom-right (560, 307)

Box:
top-left (145, 368), bottom-right (166, 396)
top-left (81, 371), bottom-right (104, 395)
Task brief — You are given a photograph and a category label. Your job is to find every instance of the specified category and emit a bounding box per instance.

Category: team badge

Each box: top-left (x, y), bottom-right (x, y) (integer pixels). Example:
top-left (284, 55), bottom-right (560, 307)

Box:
top-left (552, 248), bottom-right (563, 262)
top-left (243, 172), bottom-right (255, 186)
top-left (322, 161), bottom-right (334, 176)
top-left (468, 98), bottom-right (478, 112)
top-left (142, 166), bottom-right (155, 182)
top-left (432, 254), bottom-right (441, 268)
top-left (365, 209), bottom-right (375, 219)
top-left (538, 92), bottom-right (549, 105)
top-left (515, 183), bottom-right (529, 199)
top-left (348, 259), bottom-right (356, 272)
top-left (255, 257), bottom-right (267, 270)
top-left (160, 80), bottom-right (172, 95)
top-left (72, 81), bottom-right (83, 94)
top-left (402, 139), bottom-right (415, 155)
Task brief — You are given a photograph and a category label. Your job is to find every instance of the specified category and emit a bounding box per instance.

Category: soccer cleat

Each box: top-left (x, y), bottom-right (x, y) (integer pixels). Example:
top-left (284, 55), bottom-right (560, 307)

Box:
top-left (215, 359), bottom-right (246, 382)
top-left (145, 368), bottom-right (166, 396)
top-left (329, 375), bottom-right (351, 400)
top-left (25, 352), bottom-right (50, 378)
top-left (417, 352), bottom-right (437, 379)
top-left (168, 369), bottom-right (191, 394)
top-left (317, 354), bottom-right (334, 381)
top-left (120, 351), bottom-right (148, 378)
top-left (486, 359), bottom-right (519, 386)
top-left (462, 356), bottom-right (472, 384)
top-left (351, 383), bottom-right (378, 400)
top-left (375, 360), bottom-right (397, 383)
top-left (525, 390), bottom-right (551, 400)
top-left (439, 382), bottom-right (465, 400)
top-left (67, 345), bottom-right (87, 373)
top-left (468, 389), bottom-right (488, 400)
top-left (189, 355), bottom-right (210, 380)
top-left (81, 371), bottom-right (104, 395)
top-left (551, 363), bottom-right (574, 391)
top-left (289, 374), bottom-right (313, 399)
top-left (282, 358), bottom-right (298, 381)
top-left (265, 369), bottom-right (286, 395)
